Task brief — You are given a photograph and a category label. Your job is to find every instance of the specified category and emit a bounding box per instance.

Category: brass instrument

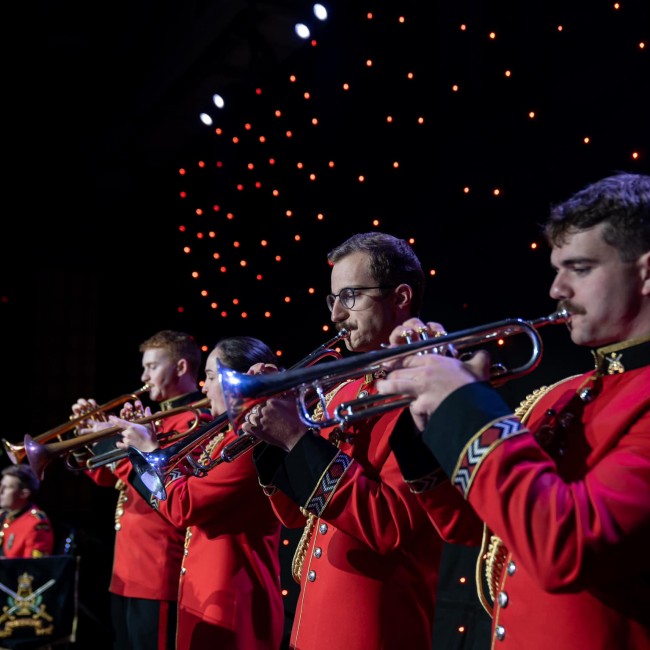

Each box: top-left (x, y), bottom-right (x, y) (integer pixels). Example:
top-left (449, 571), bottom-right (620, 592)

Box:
top-left (1, 385), bottom-right (150, 466)
top-left (129, 329), bottom-right (351, 500)
top-left (219, 310), bottom-right (570, 430)
top-left (84, 397), bottom-right (210, 470)
top-left (130, 413), bottom-right (230, 500)
top-left (24, 397), bottom-right (210, 480)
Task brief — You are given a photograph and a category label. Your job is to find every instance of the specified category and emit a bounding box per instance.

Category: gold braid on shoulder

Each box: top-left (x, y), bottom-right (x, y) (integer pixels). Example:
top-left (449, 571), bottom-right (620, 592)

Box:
top-left (114, 479), bottom-right (127, 531)
top-left (476, 385), bottom-right (551, 615)
top-left (155, 429), bottom-right (228, 508)
top-left (290, 379), bottom-right (353, 584)
top-left (196, 429), bottom-right (229, 466)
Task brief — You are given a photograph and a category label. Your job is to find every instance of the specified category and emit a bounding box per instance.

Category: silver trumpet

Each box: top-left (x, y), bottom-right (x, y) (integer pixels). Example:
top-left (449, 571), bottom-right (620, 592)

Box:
top-left (219, 309), bottom-right (570, 431)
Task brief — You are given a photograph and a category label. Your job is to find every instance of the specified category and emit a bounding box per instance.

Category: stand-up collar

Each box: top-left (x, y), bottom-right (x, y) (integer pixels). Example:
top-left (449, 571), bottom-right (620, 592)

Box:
top-left (591, 334), bottom-right (650, 375)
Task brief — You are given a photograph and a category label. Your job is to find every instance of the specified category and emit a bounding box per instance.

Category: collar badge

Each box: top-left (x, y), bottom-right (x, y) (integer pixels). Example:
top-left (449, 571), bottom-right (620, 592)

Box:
top-left (605, 353), bottom-right (624, 375)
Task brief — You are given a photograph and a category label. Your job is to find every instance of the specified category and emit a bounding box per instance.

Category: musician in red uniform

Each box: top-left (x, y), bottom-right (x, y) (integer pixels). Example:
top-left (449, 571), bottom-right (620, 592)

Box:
top-left (0, 464), bottom-right (54, 558)
top-left (72, 330), bottom-right (210, 650)
top-left (377, 172), bottom-right (650, 649)
top-left (242, 233), bottom-right (478, 650)
top-left (113, 336), bottom-right (284, 650)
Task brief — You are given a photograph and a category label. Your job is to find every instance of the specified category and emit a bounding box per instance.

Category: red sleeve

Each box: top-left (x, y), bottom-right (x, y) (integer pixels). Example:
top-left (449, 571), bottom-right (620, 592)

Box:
top-left (465, 370), bottom-right (650, 592)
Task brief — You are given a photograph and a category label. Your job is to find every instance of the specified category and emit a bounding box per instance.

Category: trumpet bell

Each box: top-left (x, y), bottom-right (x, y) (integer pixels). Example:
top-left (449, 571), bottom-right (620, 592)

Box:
top-left (129, 431), bottom-right (259, 501)
top-left (218, 368), bottom-right (280, 432)
top-left (218, 360), bottom-right (361, 431)
top-left (2, 439), bottom-right (25, 465)
top-left (129, 448), bottom-right (170, 501)
top-left (218, 328), bottom-right (351, 434)
top-left (127, 412), bottom-right (231, 500)
top-left (23, 435), bottom-right (50, 480)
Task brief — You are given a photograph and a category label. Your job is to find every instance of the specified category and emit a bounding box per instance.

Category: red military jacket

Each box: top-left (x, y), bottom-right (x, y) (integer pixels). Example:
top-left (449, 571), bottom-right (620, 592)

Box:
top-left (253, 374), bottom-right (446, 650)
top-left (0, 505), bottom-right (54, 558)
top-left (132, 422), bottom-right (284, 650)
top-left (397, 336), bottom-right (650, 650)
top-left (85, 391), bottom-right (205, 601)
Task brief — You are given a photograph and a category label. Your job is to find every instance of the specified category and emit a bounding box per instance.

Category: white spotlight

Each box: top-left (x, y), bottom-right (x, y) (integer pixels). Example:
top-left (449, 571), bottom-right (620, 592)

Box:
top-left (212, 94), bottom-right (225, 109)
top-left (294, 23), bottom-right (311, 39)
top-left (199, 113), bottom-right (213, 126)
top-left (313, 4), bottom-right (328, 21)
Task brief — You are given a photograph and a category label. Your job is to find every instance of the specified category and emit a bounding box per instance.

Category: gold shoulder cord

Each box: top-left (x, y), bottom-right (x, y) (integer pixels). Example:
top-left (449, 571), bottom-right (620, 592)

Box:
top-left (181, 526), bottom-right (193, 568)
top-left (290, 379), bottom-right (354, 584)
top-left (476, 385), bottom-right (551, 614)
top-left (197, 430), bottom-right (228, 466)
top-left (291, 508), bottom-right (317, 584)
top-left (114, 479), bottom-right (127, 531)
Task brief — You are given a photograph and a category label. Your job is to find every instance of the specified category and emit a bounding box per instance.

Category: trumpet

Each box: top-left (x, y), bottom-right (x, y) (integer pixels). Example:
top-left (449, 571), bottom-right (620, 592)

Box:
top-left (128, 329), bottom-right (351, 500)
top-left (1, 385), bottom-right (150, 466)
top-left (85, 397), bottom-right (210, 470)
top-left (219, 309), bottom-right (570, 430)
top-left (129, 413), bottom-right (230, 500)
top-left (23, 397), bottom-right (210, 480)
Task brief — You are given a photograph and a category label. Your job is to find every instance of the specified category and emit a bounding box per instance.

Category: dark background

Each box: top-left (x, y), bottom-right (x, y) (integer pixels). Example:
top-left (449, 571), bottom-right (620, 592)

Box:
top-left (2, 0), bottom-right (648, 646)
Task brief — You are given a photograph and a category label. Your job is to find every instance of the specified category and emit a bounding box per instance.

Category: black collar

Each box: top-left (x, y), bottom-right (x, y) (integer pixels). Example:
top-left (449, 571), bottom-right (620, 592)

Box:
top-left (159, 389), bottom-right (204, 411)
top-left (591, 334), bottom-right (650, 376)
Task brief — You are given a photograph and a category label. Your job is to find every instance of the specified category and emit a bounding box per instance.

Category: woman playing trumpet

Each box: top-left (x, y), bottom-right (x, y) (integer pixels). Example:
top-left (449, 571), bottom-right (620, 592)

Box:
top-left (107, 336), bottom-right (285, 650)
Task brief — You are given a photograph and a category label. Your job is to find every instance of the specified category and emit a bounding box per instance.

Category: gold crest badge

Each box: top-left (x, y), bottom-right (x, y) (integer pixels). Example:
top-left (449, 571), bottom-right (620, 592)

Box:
top-left (0, 572), bottom-right (55, 638)
top-left (605, 352), bottom-right (625, 374)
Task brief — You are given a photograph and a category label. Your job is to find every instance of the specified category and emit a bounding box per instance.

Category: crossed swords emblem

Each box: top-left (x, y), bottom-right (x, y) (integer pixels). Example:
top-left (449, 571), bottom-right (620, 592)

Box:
top-left (0, 578), bottom-right (55, 621)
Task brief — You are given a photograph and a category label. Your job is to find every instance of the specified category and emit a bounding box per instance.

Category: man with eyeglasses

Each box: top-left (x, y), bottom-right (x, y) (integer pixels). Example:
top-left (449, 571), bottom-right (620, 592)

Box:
top-left (242, 232), bottom-right (480, 650)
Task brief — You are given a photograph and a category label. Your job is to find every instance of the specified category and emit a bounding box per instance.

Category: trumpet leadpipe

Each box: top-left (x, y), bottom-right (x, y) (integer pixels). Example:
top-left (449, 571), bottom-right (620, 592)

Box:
top-left (220, 433), bottom-right (260, 463)
top-left (219, 310), bottom-right (570, 430)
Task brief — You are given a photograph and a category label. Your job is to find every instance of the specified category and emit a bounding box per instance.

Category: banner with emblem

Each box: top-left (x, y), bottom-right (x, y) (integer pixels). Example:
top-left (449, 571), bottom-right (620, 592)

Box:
top-left (0, 555), bottom-right (78, 650)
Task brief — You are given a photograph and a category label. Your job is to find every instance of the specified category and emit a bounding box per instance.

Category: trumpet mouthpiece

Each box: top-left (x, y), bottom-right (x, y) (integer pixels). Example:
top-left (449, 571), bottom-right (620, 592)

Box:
top-left (530, 308), bottom-right (570, 328)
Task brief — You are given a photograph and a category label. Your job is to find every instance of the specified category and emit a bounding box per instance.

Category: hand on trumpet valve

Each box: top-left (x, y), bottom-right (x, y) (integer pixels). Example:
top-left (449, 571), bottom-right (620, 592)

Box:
top-left (380, 319), bottom-right (451, 371)
top-left (107, 411), bottom-right (159, 452)
top-left (376, 335), bottom-right (492, 432)
top-left (240, 398), bottom-right (306, 453)
top-left (73, 418), bottom-right (118, 461)
top-left (243, 405), bottom-right (261, 426)
top-left (71, 397), bottom-right (104, 433)
top-left (119, 399), bottom-right (147, 421)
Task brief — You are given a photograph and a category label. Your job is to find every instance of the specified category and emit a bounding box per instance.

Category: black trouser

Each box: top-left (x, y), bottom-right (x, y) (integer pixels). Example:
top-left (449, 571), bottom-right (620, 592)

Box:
top-left (110, 594), bottom-right (177, 650)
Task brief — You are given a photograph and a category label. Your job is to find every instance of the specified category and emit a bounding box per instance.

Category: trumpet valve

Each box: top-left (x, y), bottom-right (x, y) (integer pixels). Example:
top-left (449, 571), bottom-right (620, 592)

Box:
top-left (401, 326), bottom-right (436, 345)
top-left (418, 327), bottom-right (431, 338)
top-left (400, 329), bottom-right (416, 343)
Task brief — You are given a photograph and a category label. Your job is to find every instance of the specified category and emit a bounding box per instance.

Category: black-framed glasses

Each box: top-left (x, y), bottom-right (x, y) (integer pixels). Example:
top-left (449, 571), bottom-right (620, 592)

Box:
top-left (326, 286), bottom-right (396, 311)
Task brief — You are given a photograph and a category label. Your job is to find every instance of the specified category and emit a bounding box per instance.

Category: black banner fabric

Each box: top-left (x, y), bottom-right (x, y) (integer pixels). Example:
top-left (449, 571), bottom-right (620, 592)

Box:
top-left (0, 556), bottom-right (78, 650)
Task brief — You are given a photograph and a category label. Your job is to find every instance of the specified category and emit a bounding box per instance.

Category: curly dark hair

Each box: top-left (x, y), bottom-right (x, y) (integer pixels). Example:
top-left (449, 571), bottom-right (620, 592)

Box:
top-left (544, 172), bottom-right (650, 263)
